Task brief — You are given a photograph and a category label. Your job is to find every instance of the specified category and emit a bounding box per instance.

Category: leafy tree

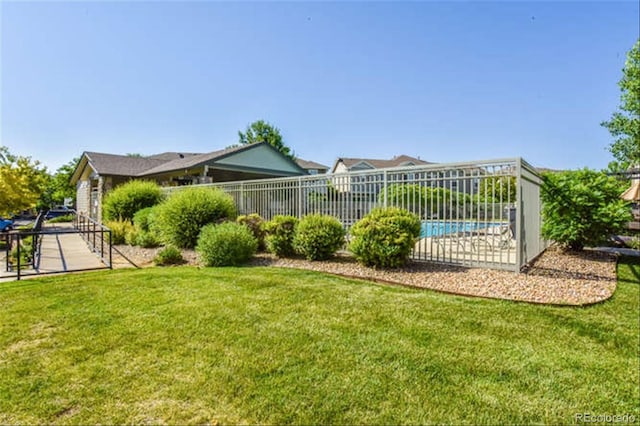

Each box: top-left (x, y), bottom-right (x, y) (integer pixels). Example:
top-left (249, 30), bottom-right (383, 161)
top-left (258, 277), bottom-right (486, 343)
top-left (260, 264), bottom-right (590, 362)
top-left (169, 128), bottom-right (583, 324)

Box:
top-left (601, 39), bottom-right (640, 171)
top-left (237, 120), bottom-right (295, 159)
top-left (0, 146), bottom-right (49, 216)
top-left (39, 158), bottom-right (79, 208)
top-left (378, 184), bottom-right (470, 218)
top-left (541, 169), bottom-right (632, 251)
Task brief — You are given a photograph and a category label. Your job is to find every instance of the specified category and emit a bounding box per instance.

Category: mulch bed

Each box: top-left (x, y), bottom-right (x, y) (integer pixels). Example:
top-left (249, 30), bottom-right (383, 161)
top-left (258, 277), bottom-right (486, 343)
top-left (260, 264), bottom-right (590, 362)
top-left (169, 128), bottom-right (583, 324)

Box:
top-left (113, 244), bottom-right (618, 306)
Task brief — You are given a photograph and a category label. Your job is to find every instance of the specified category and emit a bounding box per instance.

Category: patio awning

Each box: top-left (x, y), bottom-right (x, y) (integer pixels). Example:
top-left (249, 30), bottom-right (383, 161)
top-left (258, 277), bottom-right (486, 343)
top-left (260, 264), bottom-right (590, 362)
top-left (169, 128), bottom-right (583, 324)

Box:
top-left (621, 179), bottom-right (640, 201)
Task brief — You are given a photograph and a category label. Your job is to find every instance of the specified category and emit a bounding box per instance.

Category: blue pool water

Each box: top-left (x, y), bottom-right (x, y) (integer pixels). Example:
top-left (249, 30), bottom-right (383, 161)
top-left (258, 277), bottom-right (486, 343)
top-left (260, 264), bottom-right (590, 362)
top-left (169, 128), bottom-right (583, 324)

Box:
top-left (420, 221), bottom-right (493, 238)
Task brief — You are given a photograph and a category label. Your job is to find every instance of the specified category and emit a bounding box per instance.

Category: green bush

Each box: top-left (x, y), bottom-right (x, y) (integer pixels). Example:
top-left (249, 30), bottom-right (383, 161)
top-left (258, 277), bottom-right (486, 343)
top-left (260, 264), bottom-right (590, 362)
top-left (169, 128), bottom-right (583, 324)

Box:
top-left (196, 222), bottom-right (258, 267)
top-left (127, 206), bottom-right (161, 247)
top-left (133, 206), bottom-right (156, 232)
top-left (47, 214), bottom-right (75, 223)
top-left (293, 214), bottom-right (345, 260)
top-left (541, 170), bottom-right (632, 250)
top-left (137, 231), bottom-right (161, 248)
top-left (154, 187), bottom-right (237, 249)
top-left (102, 180), bottom-right (164, 222)
top-left (349, 207), bottom-right (421, 268)
top-left (10, 236), bottom-right (33, 267)
top-left (125, 227), bottom-right (160, 248)
top-left (105, 220), bottom-right (134, 245)
top-left (237, 213), bottom-right (266, 251)
top-left (264, 215), bottom-right (299, 257)
top-left (154, 246), bottom-right (185, 266)
top-left (125, 227), bottom-right (139, 246)
top-left (379, 184), bottom-right (470, 218)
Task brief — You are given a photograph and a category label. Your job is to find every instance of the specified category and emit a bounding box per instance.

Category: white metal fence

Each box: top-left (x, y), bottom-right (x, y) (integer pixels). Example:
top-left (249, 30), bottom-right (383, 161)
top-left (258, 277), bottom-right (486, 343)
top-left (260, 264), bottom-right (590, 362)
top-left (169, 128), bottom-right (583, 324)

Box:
top-left (164, 157), bottom-right (547, 271)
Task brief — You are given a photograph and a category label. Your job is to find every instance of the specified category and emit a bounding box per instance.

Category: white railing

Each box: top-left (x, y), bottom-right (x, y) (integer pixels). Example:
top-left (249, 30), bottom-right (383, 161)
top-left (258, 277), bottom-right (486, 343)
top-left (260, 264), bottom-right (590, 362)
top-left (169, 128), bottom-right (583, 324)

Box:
top-left (164, 158), bottom-right (545, 271)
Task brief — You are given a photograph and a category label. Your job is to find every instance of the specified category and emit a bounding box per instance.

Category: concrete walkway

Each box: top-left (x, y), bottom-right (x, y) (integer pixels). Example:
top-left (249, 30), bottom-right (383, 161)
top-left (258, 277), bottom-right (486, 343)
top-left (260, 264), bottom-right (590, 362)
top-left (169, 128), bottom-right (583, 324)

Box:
top-left (0, 223), bottom-right (109, 281)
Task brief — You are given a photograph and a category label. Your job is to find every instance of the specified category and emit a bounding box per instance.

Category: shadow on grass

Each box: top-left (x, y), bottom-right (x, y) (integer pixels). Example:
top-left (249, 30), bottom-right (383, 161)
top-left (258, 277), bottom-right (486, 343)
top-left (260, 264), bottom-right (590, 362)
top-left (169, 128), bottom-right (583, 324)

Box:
top-left (618, 255), bottom-right (640, 285)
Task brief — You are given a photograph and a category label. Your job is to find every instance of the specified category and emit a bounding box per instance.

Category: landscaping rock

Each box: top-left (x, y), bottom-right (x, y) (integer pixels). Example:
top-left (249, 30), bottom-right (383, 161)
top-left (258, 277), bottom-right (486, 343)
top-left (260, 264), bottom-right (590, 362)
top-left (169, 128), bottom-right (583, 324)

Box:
top-left (113, 244), bottom-right (618, 306)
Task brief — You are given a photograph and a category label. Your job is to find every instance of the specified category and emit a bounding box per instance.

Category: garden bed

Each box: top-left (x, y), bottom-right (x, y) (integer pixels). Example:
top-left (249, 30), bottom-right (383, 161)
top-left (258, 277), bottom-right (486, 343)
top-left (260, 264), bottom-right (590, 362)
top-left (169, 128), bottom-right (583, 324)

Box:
top-left (114, 244), bottom-right (618, 306)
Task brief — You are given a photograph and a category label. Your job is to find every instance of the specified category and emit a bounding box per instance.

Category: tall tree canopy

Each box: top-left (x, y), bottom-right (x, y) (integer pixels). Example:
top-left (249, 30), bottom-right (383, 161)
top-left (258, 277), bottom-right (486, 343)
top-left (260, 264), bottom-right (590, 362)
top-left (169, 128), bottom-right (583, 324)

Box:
top-left (0, 146), bottom-right (49, 216)
top-left (237, 120), bottom-right (295, 159)
top-left (601, 39), bottom-right (640, 171)
top-left (39, 158), bottom-right (80, 208)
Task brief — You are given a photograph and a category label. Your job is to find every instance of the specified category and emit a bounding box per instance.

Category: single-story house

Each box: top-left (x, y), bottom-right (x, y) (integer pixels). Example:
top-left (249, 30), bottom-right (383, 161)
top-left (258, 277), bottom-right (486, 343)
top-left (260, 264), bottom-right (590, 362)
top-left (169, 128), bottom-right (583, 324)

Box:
top-left (70, 142), bottom-right (307, 222)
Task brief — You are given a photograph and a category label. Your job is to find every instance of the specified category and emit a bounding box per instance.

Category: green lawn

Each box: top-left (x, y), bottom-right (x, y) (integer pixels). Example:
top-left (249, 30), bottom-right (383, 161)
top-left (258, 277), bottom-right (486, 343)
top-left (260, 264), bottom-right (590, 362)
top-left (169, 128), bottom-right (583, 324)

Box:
top-left (0, 257), bottom-right (638, 424)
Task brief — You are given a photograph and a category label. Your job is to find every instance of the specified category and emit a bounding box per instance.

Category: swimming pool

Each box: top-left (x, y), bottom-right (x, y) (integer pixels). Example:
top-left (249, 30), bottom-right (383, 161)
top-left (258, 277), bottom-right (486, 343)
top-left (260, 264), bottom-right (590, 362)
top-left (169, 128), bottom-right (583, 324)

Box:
top-left (420, 221), bottom-right (494, 238)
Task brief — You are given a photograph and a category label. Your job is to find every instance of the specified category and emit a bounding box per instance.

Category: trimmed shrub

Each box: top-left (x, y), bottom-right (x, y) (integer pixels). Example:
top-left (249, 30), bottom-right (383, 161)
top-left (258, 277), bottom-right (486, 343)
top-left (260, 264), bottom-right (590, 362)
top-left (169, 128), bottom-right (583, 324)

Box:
top-left (127, 206), bottom-right (161, 247)
top-left (125, 227), bottom-right (139, 246)
top-left (136, 231), bottom-right (161, 248)
top-left (293, 214), bottom-right (345, 260)
top-left (237, 213), bottom-right (266, 251)
top-left (102, 180), bottom-right (164, 222)
top-left (133, 206), bottom-right (156, 232)
top-left (541, 169), bottom-right (632, 250)
top-left (105, 220), bottom-right (134, 245)
top-left (154, 187), bottom-right (237, 249)
top-left (349, 207), bottom-right (421, 268)
top-left (126, 227), bottom-right (160, 248)
top-left (196, 222), bottom-right (258, 267)
top-left (264, 215), bottom-right (299, 257)
top-left (154, 246), bottom-right (185, 266)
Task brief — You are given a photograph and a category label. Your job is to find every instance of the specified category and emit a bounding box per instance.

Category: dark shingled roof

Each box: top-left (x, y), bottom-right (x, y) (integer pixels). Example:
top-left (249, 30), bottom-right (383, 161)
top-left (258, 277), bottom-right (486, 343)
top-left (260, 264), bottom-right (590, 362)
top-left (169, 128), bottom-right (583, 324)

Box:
top-left (296, 158), bottom-right (329, 170)
top-left (75, 143), bottom-right (308, 181)
top-left (140, 145), bottom-right (251, 176)
top-left (83, 152), bottom-right (168, 177)
top-left (145, 152), bottom-right (200, 161)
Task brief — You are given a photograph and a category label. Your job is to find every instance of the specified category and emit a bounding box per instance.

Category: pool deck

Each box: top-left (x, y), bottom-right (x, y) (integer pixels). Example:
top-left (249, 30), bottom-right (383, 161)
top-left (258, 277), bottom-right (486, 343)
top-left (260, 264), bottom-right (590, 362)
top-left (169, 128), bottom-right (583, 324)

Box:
top-left (414, 227), bottom-right (517, 267)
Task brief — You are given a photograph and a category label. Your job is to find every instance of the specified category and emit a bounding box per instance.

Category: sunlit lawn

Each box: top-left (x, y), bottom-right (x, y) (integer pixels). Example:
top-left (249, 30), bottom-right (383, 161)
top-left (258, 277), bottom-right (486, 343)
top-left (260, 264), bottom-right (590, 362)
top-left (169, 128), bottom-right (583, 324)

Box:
top-left (0, 257), bottom-right (638, 424)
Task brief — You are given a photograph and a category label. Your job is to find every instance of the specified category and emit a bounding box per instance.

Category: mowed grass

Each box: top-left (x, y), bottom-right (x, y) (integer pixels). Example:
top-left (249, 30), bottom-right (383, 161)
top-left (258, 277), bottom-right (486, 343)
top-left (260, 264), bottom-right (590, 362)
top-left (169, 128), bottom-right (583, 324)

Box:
top-left (0, 258), bottom-right (638, 424)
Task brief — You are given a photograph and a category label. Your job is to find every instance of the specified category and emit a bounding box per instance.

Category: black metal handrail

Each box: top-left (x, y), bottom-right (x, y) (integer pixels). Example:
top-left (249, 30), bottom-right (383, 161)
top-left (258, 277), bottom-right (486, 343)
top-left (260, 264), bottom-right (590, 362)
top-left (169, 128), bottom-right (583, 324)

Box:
top-left (2, 214), bottom-right (112, 280)
top-left (73, 213), bottom-right (113, 268)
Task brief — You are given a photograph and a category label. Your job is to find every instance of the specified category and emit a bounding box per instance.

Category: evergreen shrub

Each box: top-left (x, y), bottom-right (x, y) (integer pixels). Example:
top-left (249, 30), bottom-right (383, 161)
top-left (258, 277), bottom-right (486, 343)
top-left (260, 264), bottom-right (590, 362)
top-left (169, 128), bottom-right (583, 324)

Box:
top-left (293, 214), bottom-right (345, 260)
top-left (196, 222), bottom-right (258, 267)
top-left (154, 187), bottom-right (236, 249)
top-left (349, 207), bottom-right (421, 268)
top-left (264, 215), bottom-right (298, 257)
top-left (102, 180), bottom-right (164, 222)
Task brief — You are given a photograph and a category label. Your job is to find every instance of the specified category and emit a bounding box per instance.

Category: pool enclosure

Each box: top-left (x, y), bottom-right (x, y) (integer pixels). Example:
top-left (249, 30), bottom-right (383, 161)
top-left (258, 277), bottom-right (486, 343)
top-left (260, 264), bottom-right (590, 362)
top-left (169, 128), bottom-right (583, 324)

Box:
top-left (164, 157), bottom-right (547, 272)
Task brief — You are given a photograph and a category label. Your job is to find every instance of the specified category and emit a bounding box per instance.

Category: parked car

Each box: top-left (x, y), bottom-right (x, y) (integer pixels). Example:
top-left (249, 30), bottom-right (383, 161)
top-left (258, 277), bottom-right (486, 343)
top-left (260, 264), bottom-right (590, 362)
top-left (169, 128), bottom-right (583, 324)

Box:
top-left (0, 218), bottom-right (13, 232)
top-left (44, 206), bottom-right (74, 220)
top-left (11, 210), bottom-right (37, 220)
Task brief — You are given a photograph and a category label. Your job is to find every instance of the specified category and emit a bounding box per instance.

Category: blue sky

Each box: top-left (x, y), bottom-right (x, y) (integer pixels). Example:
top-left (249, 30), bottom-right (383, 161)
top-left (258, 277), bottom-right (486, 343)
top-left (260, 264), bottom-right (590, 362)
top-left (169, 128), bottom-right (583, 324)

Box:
top-left (2, 1), bottom-right (638, 172)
